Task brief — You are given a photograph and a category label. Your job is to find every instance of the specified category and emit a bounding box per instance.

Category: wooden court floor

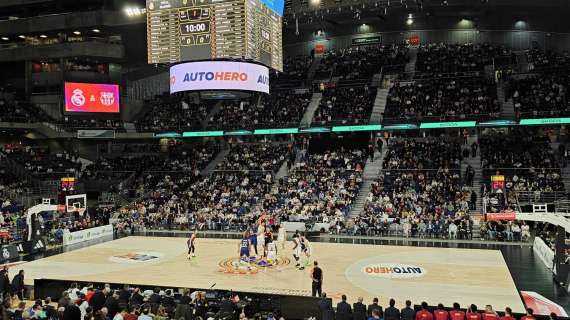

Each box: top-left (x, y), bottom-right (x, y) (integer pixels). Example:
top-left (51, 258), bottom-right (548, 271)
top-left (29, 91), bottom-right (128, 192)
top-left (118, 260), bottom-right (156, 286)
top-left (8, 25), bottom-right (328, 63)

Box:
top-left (12, 236), bottom-right (526, 312)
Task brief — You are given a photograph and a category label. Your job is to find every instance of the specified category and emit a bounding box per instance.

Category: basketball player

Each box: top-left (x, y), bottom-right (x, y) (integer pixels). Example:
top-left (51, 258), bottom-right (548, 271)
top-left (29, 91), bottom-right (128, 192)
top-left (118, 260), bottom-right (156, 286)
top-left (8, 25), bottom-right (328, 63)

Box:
top-left (266, 238), bottom-right (278, 263)
top-left (187, 231), bottom-right (197, 259)
top-left (263, 226), bottom-right (273, 257)
top-left (248, 228), bottom-right (258, 256)
top-left (292, 231), bottom-right (302, 269)
top-left (300, 233), bottom-right (312, 267)
top-left (239, 231), bottom-right (252, 263)
top-left (256, 222), bottom-right (266, 256)
top-left (277, 224), bottom-right (286, 250)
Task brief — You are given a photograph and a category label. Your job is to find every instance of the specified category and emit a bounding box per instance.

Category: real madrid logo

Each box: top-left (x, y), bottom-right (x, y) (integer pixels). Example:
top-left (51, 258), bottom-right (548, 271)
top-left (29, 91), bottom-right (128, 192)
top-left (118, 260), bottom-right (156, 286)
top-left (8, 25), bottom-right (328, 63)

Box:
top-left (218, 256), bottom-right (291, 275)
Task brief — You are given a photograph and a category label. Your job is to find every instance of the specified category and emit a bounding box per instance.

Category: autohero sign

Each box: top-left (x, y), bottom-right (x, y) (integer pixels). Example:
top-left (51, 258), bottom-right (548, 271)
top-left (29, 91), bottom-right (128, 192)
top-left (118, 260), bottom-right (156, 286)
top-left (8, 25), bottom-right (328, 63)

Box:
top-left (170, 61), bottom-right (270, 94)
top-left (362, 263), bottom-right (427, 279)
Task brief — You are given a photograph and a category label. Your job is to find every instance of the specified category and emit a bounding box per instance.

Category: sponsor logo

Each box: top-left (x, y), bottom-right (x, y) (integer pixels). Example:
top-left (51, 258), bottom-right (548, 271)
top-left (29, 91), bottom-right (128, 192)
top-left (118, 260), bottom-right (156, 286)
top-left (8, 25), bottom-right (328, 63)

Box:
top-left (2, 248), bottom-right (9, 259)
top-left (183, 72), bottom-right (248, 82)
top-left (109, 252), bottom-right (162, 263)
top-left (362, 263), bottom-right (426, 279)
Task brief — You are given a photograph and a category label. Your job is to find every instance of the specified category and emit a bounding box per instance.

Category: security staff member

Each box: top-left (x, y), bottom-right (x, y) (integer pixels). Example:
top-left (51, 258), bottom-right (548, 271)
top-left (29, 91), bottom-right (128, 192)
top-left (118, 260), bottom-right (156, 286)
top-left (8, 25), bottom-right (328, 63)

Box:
top-left (311, 261), bottom-right (323, 297)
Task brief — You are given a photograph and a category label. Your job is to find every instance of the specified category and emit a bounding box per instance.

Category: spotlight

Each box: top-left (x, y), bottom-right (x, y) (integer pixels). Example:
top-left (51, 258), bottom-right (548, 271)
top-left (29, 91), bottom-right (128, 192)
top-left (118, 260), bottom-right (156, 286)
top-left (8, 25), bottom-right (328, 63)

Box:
top-left (73, 31), bottom-right (81, 35)
top-left (18, 35), bottom-right (25, 39)
top-left (92, 29), bottom-right (101, 33)
top-left (39, 34), bottom-right (47, 38)
top-left (406, 18), bottom-right (413, 25)
top-left (441, 0), bottom-right (448, 5)
top-left (1, 37), bottom-right (8, 41)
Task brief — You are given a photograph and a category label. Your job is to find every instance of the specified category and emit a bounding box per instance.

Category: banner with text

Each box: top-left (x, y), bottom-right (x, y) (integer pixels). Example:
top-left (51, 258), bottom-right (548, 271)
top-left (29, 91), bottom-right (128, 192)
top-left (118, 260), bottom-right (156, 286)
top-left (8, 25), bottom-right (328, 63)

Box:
top-left (63, 224), bottom-right (114, 246)
top-left (170, 61), bottom-right (269, 94)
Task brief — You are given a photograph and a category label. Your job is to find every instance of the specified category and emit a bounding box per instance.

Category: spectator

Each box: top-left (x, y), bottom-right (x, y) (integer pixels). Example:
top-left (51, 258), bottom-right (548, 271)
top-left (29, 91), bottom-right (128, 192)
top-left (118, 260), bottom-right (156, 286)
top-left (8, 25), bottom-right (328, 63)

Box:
top-left (318, 293), bottom-right (334, 320)
top-left (336, 295), bottom-right (353, 320)
top-left (353, 297), bottom-right (367, 320)
top-left (384, 299), bottom-right (400, 320)
top-left (482, 305), bottom-right (499, 320)
top-left (466, 304), bottom-right (481, 320)
top-left (367, 298), bottom-right (383, 318)
top-left (521, 308), bottom-right (536, 320)
top-left (401, 300), bottom-right (416, 320)
top-left (450, 303), bottom-right (466, 320)
top-left (500, 308), bottom-right (514, 320)
top-left (416, 302), bottom-right (434, 320)
top-left (434, 304), bottom-right (449, 320)
top-left (11, 270), bottom-right (25, 301)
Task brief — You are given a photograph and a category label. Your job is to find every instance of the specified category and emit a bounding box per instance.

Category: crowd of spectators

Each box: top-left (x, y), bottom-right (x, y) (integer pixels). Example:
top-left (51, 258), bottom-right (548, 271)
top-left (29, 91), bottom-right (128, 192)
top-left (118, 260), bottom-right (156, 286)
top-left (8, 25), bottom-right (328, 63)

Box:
top-left (135, 93), bottom-right (208, 132)
top-left (357, 137), bottom-right (472, 238)
top-left (480, 133), bottom-right (564, 193)
top-left (526, 49), bottom-right (570, 71)
top-left (383, 77), bottom-right (500, 123)
top-left (114, 142), bottom-right (290, 231)
top-left (0, 100), bottom-right (53, 123)
top-left (208, 92), bottom-right (311, 130)
top-left (1, 280), bottom-right (289, 320)
top-left (314, 44), bottom-right (409, 80)
top-left (507, 73), bottom-right (570, 118)
top-left (415, 43), bottom-right (513, 77)
top-left (278, 55), bottom-right (313, 81)
top-left (4, 146), bottom-right (81, 179)
top-left (312, 86), bottom-right (377, 125)
top-left (480, 132), bottom-right (564, 213)
top-left (273, 147), bottom-right (367, 224)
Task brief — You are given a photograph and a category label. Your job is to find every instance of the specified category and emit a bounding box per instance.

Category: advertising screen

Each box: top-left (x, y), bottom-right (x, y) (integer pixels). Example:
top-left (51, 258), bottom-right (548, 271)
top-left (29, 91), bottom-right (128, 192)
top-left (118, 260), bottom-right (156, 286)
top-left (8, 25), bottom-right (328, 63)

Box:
top-left (64, 82), bottom-right (120, 113)
top-left (170, 61), bottom-right (269, 94)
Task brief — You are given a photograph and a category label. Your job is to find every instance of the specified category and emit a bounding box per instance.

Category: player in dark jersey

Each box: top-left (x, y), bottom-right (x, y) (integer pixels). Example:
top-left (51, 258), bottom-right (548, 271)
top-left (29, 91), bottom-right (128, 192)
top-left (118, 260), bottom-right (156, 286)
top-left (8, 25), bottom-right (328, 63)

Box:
top-left (263, 227), bottom-right (273, 257)
top-left (187, 232), bottom-right (197, 260)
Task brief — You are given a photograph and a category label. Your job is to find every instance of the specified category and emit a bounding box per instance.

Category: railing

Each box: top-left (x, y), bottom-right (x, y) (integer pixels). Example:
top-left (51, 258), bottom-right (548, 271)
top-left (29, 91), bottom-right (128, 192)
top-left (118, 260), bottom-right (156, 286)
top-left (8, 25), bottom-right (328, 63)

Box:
top-left (514, 191), bottom-right (568, 205)
top-left (381, 112), bottom-right (500, 125)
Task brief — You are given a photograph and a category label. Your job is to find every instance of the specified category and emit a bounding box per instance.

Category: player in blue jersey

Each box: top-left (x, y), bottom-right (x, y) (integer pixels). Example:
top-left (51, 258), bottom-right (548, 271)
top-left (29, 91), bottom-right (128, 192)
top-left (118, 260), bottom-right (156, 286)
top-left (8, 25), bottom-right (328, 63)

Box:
top-left (239, 231), bottom-right (252, 262)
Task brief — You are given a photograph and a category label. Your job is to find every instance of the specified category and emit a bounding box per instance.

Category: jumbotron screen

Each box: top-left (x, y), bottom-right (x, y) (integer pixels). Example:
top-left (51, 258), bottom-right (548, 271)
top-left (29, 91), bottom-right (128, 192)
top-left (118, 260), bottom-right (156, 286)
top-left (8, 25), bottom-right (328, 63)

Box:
top-left (146, 0), bottom-right (283, 71)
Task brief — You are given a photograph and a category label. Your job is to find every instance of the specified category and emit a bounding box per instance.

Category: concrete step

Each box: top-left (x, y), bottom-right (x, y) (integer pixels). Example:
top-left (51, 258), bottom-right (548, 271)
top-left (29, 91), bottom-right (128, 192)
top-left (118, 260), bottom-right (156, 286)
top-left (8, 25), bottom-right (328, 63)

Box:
top-left (301, 92), bottom-right (323, 127)
top-left (369, 88), bottom-right (389, 124)
top-left (200, 148), bottom-right (230, 176)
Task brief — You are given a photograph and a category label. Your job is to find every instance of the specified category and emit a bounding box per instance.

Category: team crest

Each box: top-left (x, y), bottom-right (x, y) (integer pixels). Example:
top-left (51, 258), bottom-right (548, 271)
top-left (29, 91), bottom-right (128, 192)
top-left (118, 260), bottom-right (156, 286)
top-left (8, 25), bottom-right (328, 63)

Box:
top-left (100, 92), bottom-right (115, 106)
top-left (218, 256), bottom-right (291, 275)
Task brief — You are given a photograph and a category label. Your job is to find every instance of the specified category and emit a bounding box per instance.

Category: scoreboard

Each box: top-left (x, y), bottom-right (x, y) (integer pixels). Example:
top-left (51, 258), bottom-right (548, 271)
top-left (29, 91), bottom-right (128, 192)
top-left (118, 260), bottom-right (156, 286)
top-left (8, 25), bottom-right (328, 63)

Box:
top-left (147, 0), bottom-right (283, 71)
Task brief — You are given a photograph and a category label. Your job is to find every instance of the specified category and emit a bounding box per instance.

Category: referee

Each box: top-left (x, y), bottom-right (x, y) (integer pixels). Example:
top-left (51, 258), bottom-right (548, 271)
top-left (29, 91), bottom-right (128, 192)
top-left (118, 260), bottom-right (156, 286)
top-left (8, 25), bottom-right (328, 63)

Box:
top-left (311, 261), bottom-right (323, 297)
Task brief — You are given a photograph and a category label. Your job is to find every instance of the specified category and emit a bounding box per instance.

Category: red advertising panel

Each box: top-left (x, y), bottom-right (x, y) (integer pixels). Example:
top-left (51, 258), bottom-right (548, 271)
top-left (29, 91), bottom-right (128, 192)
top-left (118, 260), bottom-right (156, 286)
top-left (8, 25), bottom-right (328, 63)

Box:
top-left (64, 82), bottom-right (120, 113)
top-left (485, 211), bottom-right (517, 221)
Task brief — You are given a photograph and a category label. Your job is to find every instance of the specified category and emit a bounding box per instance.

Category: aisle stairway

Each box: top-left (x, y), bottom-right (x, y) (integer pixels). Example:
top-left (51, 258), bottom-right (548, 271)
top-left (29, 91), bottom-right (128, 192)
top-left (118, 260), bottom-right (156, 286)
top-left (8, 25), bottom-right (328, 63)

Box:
top-left (498, 83), bottom-right (516, 120)
top-left (307, 56), bottom-right (322, 81)
top-left (349, 142), bottom-right (388, 217)
top-left (462, 139), bottom-right (483, 213)
top-left (301, 92), bottom-right (322, 126)
top-left (200, 148), bottom-right (230, 176)
top-left (369, 88), bottom-right (389, 124)
top-left (404, 48), bottom-right (418, 80)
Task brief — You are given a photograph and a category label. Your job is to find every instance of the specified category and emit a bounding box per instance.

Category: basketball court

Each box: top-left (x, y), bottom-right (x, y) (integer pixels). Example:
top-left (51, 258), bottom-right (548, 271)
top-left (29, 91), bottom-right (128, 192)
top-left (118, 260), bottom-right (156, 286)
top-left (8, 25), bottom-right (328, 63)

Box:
top-left (13, 236), bottom-right (525, 312)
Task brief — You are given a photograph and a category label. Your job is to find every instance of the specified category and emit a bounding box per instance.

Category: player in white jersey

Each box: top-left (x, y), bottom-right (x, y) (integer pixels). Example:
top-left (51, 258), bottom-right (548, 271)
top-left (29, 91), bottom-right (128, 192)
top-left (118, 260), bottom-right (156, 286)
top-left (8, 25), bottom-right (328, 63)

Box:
top-left (256, 223), bottom-right (265, 255)
top-left (266, 238), bottom-right (278, 263)
top-left (300, 234), bottom-right (312, 267)
top-left (292, 231), bottom-right (302, 269)
top-left (277, 224), bottom-right (286, 250)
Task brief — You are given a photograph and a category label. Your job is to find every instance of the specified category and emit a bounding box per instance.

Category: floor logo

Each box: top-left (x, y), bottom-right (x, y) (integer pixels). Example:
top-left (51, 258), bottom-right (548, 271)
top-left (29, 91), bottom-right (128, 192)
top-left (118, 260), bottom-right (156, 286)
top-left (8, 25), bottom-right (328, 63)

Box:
top-left (109, 252), bottom-right (162, 263)
top-left (218, 256), bottom-right (291, 275)
top-left (362, 263), bottom-right (426, 279)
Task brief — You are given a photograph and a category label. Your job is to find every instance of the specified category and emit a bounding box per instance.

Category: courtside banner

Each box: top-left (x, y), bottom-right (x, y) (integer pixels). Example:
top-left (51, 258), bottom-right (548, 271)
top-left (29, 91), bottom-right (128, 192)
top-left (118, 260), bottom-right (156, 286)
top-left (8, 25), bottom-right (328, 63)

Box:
top-left (170, 61), bottom-right (270, 94)
top-left (63, 224), bottom-right (114, 246)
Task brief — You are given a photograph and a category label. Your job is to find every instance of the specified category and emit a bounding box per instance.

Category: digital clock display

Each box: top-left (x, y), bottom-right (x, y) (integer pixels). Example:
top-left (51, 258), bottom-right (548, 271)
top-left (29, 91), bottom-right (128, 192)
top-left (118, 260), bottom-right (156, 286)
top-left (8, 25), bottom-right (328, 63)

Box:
top-left (181, 22), bottom-right (210, 34)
